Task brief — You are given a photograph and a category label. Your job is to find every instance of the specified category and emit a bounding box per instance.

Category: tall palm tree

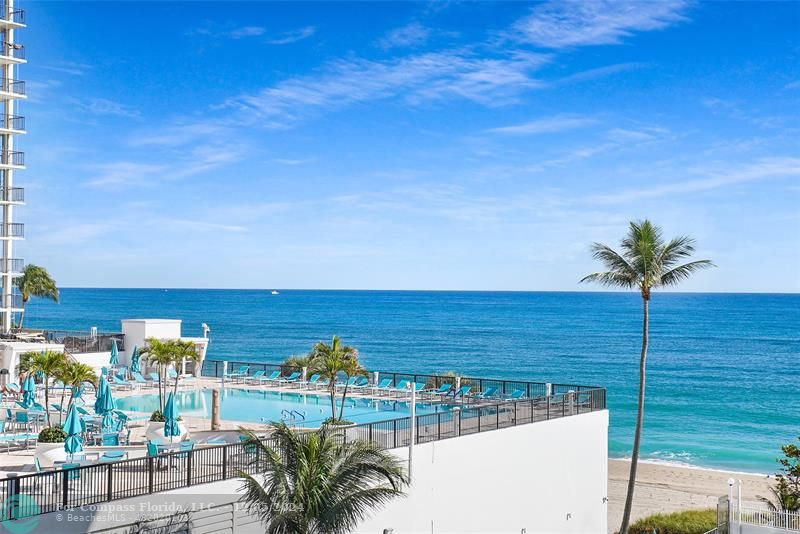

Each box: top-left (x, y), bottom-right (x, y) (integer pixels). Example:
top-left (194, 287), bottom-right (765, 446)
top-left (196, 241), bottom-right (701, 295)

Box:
top-left (169, 340), bottom-right (198, 396)
top-left (56, 361), bottom-right (96, 424)
top-left (310, 336), bottom-right (365, 423)
top-left (14, 264), bottom-right (59, 329)
top-left (20, 350), bottom-right (66, 426)
top-left (581, 220), bottom-right (714, 534)
top-left (239, 422), bottom-right (406, 534)
top-left (139, 338), bottom-right (174, 411)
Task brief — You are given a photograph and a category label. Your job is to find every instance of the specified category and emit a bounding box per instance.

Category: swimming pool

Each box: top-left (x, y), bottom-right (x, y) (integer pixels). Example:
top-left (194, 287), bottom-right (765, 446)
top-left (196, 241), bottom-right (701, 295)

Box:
top-left (115, 388), bottom-right (459, 427)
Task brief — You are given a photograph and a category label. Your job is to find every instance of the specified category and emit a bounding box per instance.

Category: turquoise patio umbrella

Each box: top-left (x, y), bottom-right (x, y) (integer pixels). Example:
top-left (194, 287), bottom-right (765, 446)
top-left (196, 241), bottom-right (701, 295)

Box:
top-left (129, 346), bottom-right (140, 374)
top-left (98, 384), bottom-right (116, 430)
top-left (63, 404), bottom-right (84, 461)
top-left (21, 375), bottom-right (35, 408)
top-left (94, 375), bottom-right (108, 414)
top-left (163, 393), bottom-right (180, 443)
top-left (109, 340), bottom-right (119, 366)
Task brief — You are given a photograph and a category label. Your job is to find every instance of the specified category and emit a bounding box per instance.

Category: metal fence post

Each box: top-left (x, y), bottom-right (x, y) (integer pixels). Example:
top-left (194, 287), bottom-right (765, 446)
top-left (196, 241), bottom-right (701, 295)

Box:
top-left (7, 475), bottom-right (18, 520)
top-left (186, 451), bottom-right (193, 487)
top-left (62, 469), bottom-right (69, 509)
top-left (222, 446), bottom-right (228, 480)
top-left (437, 412), bottom-right (441, 440)
top-left (107, 464), bottom-right (114, 501)
top-left (148, 457), bottom-right (154, 494)
top-left (393, 419), bottom-right (397, 448)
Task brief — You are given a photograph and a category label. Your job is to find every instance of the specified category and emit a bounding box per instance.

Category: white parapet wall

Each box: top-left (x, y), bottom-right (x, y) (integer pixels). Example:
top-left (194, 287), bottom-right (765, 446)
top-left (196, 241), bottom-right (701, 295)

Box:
top-left (18, 410), bottom-right (608, 534)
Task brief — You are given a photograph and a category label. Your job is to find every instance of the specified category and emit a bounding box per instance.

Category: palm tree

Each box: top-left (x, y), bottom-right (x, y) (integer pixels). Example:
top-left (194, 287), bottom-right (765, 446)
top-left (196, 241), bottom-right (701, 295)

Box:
top-left (580, 219), bottom-right (714, 534)
top-left (239, 422), bottom-right (406, 533)
top-left (20, 350), bottom-right (66, 426)
top-left (310, 336), bottom-right (365, 424)
top-left (14, 264), bottom-right (59, 329)
top-left (169, 340), bottom-right (198, 396)
top-left (139, 338), bottom-right (174, 411)
top-left (60, 361), bottom-right (97, 411)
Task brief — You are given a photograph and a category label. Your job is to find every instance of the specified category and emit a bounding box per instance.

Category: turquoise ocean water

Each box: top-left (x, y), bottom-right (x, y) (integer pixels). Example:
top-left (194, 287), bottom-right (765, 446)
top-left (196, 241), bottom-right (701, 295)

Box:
top-left (25, 289), bottom-right (799, 473)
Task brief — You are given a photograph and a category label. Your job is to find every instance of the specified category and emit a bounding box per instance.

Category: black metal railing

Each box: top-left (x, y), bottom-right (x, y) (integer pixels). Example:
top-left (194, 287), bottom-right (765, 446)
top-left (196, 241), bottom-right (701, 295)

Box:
top-left (0, 114), bottom-right (24, 131)
top-left (0, 42), bottom-right (23, 59)
top-left (0, 384), bottom-right (605, 521)
top-left (0, 6), bottom-right (24, 24)
top-left (41, 330), bottom-right (125, 353)
top-left (201, 359), bottom-right (601, 396)
top-left (0, 222), bottom-right (22, 238)
top-left (1, 187), bottom-right (23, 203)
top-left (0, 77), bottom-right (24, 95)
top-left (0, 257), bottom-right (23, 272)
top-left (0, 150), bottom-right (23, 166)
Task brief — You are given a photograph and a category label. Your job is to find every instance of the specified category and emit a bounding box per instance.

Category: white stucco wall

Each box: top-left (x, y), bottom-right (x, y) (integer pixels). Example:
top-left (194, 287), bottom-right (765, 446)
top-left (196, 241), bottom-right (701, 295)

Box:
top-left (359, 409), bottom-right (609, 534)
top-left (19, 410), bottom-right (608, 534)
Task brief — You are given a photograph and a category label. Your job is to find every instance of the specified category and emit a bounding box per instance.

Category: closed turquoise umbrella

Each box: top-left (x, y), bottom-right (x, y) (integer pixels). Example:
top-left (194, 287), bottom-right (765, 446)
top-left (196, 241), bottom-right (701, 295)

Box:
top-left (94, 376), bottom-right (108, 414)
top-left (63, 404), bottom-right (83, 461)
top-left (99, 385), bottom-right (116, 430)
top-left (109, 340), bottom-right (119, 366)
top-left (129, 346), bottom-right (140, 374)
top-left (163, 393), bottom-right (180, 442)
top-left (21, 375), bottom-right (35, 408)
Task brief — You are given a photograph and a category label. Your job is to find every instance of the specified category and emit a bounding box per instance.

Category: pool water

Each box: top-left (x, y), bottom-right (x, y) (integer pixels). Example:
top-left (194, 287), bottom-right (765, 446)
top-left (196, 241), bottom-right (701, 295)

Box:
top-left (115, 388), bottom-right (458, 427)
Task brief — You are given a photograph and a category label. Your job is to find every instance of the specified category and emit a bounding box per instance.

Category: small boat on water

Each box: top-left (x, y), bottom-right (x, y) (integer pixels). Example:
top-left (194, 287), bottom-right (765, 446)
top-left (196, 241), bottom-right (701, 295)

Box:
top-left (271, 290), bottom-right (279, 295)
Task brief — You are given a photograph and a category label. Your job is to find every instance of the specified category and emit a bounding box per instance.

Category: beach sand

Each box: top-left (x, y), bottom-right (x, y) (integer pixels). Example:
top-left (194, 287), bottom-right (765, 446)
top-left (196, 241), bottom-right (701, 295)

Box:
top-left (608, 459), bottom-right (774, 532)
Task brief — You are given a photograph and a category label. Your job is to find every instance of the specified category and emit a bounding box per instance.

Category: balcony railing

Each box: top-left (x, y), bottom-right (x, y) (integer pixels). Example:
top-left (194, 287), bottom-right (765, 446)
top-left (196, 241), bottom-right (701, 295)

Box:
top-left (0, 7), bottom-right (24, 24)
top-left (0, 78), bottom-right (24, 95)
top-left (0, 293), bottom-right (21, 308)
top-left (0, 257), bottom-right (22, 273)
top-left (0, 114), bottom-right (23, 131)
top-left (0, 42), bottom-right (23, 60)
top-left (42, 330), bottom-right (125, 353)
top-left (0, 223), bottom-right (22, 238)
top-left (0, 187), bottom-right (23, 202)
top-left (0, 150), bottom-right (23, 166)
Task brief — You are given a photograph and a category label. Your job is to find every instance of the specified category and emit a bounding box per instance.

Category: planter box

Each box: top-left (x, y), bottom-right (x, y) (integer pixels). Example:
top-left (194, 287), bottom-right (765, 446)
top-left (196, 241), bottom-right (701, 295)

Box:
top-left (145, 421), bottom-right (189, 443)
top-left (35, 442), bottom-right (68, 469)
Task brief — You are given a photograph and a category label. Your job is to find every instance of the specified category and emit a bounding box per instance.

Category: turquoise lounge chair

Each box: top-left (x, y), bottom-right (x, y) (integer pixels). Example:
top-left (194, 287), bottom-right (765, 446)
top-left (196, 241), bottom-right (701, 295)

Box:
top-left (390, 379), bottom-right (410, 396)
top-left (372, 378), bottom-right (393, 395)
top-left (424, 384), bottom-right (452, 397)
top-left (276, 371), bottom-right (301, 384)
top-left (336, 376), bottom-right (359, 390)
top-left (350, 377), bottom-right (370, 390)
top-left (504, 389), bottom-right (526, 401)
top-left (100, 451), bottom-right (125, 462)
top-left (132, 371), bottom-right (156, 388)
top-left (260, 370), bottom-right (282, 385)
top-left (299, 373), bottom-right (320, 388)
top-left (245, 370), bottom-right (266, 384)
top-left (447, 385), bottom-right (472, 399)
top-left (470, 386), bottom-right (499, 400)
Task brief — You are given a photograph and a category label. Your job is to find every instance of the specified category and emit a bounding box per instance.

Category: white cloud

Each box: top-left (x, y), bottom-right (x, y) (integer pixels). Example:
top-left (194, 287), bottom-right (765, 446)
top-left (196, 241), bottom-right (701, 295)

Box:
top-left (268, 26), bottom-right (316, 45)
top-left (229, 26), bottom-right (266, 39)
top-left (166, 219), bottom-right (248, 233)
top-left (73, 97), bottom-right (140, 118)
top-left (224, 49), bottom-right (549, 127)
top-left (486, 114), bottom-right (597, 135)
top-left (85, 162), bottom-right (166, 187)
top-left (512, 0), bottom-right (690, 48)
top-left (40, 61), bottom-right (92, 76)
top-left (587, 157), bottom-right (800, 203)
top-left (784, 80), bottom-right (800, 90)
top-left (378, 22), bottom-right (431, 49)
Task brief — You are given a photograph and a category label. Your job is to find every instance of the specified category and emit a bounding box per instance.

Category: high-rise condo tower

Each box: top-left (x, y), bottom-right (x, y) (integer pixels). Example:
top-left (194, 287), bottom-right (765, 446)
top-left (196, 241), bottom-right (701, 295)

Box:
top-left (0, 0), bottom-right (25, 333)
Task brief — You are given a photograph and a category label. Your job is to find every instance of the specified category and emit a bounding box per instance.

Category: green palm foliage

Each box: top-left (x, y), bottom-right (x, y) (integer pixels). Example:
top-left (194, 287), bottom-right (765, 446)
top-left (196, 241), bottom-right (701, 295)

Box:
top-left (14, 264), bottom-right (59, 328)
top-left (581, 220), bottom-right (714, 534)
top-left (309, 336), bottom-right (366, 423)
top-left (139, 338), bottom-right (197, 410)
top-left (239, 423), bottom-right (406, 534)
top-left (759, 437), bottom-right (800, 512)
top-left (20, 350), bottom-right (66, 426)
top-left (56, 361), bottom-right (97, 423)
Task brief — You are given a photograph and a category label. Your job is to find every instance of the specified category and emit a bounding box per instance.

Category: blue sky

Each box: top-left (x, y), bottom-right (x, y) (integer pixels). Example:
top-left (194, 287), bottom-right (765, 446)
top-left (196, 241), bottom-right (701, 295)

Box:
top-left (19, 1), bottom-right (800, 291)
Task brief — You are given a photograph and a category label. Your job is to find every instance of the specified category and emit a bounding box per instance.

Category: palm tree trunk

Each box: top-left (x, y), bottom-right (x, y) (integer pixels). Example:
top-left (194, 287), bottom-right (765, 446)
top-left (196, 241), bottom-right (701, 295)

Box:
top-left (17, 303), bottom-right (25, 329)
top-left (44, 376), bottom-right (51, 426)
top-left (619, 297), bottom-right (649, 534)
top-left (338, 381), bottom-right (350, 422)
top-left (158, 367), bottom-right (164, 412)
top-left (329, 381), bottom-right (336, 422)
top-left (59, 387), bottom-right (67, 425)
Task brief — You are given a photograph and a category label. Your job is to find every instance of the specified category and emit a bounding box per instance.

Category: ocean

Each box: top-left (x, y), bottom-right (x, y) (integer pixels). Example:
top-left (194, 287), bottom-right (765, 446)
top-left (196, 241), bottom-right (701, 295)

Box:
top-left (24, 288), bottom-right (799, 473)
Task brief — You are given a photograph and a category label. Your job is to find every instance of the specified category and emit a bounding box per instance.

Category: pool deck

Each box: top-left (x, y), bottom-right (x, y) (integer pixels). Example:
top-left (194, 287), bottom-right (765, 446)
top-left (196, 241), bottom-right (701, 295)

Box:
top-left (0, 374), bottom-right (491, 477)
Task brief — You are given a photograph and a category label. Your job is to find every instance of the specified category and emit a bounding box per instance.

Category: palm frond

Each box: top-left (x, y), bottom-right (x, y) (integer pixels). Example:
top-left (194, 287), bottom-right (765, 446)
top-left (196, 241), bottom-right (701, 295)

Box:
top-left (580, 271), bottom-right (638, 289)
top-left (658, 260), bottom-right (715, 287)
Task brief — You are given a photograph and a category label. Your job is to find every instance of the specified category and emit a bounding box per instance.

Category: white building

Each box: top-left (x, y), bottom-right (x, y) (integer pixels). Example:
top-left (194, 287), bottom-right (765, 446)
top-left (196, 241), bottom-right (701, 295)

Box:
top-left (0, 0), bottom-right (26, 333)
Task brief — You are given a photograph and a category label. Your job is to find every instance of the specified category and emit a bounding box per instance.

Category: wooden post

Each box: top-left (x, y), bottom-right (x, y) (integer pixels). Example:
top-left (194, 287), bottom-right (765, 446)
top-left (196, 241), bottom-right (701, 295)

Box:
top-left (211, 389), bottom-right (221, 431)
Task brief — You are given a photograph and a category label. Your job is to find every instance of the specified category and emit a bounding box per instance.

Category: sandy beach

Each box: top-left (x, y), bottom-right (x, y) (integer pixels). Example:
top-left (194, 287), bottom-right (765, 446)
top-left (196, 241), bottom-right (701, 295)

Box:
top-left (608, 459), bottom-right (774, 532)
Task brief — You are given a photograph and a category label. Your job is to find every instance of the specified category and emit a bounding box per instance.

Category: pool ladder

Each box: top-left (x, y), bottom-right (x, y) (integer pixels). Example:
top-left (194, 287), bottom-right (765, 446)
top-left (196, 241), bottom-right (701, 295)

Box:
top-left (280, 409), bottom-right (306, 422)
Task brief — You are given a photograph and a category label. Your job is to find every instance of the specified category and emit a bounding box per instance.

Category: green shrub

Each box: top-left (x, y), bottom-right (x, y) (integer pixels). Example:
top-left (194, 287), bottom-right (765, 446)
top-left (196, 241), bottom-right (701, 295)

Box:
top-left (628, 509), bottom-right (716, 534)
top-left (38, 426), bottom-right (66, 443)
top-left (322, 417), bottom-right (353, 426)
top-left (150, 410), bottom-right (165, 422)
